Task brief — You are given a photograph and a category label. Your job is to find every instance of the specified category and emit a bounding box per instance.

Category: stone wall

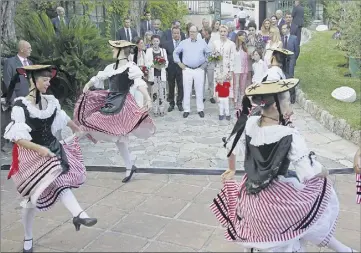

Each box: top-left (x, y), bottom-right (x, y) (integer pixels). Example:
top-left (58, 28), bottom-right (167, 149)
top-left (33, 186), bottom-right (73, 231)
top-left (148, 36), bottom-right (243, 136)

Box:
top-left (296, 28), bottom-right (360, 145)
top-left (295, 89), bottom-right (360, 145)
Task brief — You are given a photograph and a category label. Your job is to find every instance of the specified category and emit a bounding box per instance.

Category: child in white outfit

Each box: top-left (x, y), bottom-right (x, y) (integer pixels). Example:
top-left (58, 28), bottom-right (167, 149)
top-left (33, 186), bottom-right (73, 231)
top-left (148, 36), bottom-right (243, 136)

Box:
top-left (252, 49), bottom-right (268, 84)
top-left (215, 75), bottom-right (231, 121)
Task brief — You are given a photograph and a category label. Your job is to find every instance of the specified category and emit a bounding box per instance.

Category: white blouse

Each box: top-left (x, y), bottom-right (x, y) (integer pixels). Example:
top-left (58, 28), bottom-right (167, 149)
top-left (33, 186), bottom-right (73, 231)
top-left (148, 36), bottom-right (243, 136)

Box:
top-left (226, 116), bottom-right (323, 183)
top-left (252, 59), bottom-right (268, 84)
top-left (4, 95), bottom-right (71, 142)
top-left (89, 62), bottom-right (147, 107)
top-left (265, 65), bottom-right (286, 81)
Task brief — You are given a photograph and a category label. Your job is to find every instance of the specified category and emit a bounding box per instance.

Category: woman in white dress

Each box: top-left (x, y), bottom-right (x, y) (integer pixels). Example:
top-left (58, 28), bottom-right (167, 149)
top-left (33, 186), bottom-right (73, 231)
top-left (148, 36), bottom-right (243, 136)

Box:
top-left (75, 40), bottom-right (155, 183)
top-left (212, 79), bottom-right (356, 253)
top-left (264, 26), bottom-right (283, 67)
top-left (211, 20), bottom-right (221, 41)
top-left (145, 34), bottom-right (169, 116)
top-left (212, 25), bottom-right (236, 99)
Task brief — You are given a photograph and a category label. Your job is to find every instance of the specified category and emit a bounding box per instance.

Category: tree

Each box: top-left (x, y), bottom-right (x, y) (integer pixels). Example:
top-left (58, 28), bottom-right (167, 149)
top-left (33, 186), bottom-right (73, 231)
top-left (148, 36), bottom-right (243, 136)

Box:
top-left (1, 0), bottom-right (16, 45)
top-left (146, 1), bottom-right (189, 30)
top-left (129, 0), bottom-right (147, 35)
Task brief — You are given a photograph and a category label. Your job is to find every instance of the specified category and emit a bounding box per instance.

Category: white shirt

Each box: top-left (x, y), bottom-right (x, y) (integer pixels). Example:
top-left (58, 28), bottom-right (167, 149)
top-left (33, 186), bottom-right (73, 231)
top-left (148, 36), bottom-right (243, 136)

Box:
top-left (252, 59), bottom-right (268, 83)
top-left (238, 10), bottom-right (247, 19)
top-left (265, 65), bottom-right (286, 81)
top-left (17, 55), bottom-right (29, 66)
top-left (234, 50), bottom-right (246, 73)
top-left (124, 27), bottom-right (132, 41)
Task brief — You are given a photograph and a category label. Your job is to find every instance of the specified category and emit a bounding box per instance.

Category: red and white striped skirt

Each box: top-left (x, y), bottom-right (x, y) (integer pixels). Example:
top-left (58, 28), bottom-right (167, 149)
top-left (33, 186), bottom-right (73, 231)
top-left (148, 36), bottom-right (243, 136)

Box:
top-left (8, 137), bottom-right (86, 211)
top-left (357, 174), bottom-right (361, 204)
top-left (74, 90), bottom-right (155, 137)
top-left (210, 175), bottom-right (337, 247)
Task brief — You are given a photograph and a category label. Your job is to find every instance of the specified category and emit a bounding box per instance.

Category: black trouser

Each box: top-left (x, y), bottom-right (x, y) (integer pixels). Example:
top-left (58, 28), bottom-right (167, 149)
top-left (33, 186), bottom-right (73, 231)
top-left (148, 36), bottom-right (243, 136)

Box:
top-left (167, 69), bottom-right (183, 106)
top-left (1, 106), bottom-right (11, 149)
top-left (239, 18), bottom-right (246, 30)
top-left (295, 26), bottom-right (302, 59)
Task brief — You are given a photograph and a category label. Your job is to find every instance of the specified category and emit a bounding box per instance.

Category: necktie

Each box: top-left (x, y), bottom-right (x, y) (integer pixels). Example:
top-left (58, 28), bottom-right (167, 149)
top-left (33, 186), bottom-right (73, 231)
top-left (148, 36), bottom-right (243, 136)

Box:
top-left (23, 59), bottom-right (28, 66)
top-left (126, 28), bottom-right (130, 41)
top-left (147, 21), bottom-right (150, 31)
top-left (284, 36), bottom-right (288, 49)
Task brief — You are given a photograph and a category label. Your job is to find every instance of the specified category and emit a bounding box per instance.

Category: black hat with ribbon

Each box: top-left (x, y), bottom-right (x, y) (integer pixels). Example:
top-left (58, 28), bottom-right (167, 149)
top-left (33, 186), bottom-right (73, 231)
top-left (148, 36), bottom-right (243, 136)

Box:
top-left (7, 65), bottom-right (57, 109)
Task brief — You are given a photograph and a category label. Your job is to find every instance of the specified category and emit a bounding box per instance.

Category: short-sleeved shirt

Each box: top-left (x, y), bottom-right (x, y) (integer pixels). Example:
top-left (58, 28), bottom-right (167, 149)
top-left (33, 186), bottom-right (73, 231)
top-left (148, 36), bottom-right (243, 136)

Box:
top-left (215, 82), bottom-right (231, 98)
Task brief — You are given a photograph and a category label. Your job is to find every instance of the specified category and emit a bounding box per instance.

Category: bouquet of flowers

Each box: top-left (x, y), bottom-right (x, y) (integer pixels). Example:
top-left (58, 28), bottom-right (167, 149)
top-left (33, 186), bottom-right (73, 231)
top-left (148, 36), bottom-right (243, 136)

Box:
top-left (208, 51), bottom-right (222, 62)
top-left (153, 56), bottom-right (166, 69)
top-left (140, 65), bottom-right (149, 76)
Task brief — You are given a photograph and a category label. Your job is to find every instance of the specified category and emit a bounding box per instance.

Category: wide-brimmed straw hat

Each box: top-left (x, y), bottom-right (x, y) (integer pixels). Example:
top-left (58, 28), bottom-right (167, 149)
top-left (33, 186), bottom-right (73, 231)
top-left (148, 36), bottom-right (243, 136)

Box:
top-left (16, 65), bottom-right (57, 78)
top-left (108, 40), bottom-right (136, 48)
top-left (267, 48), bottom-right (294, 55)
top-left (245, 78), bottom-right (299, 96)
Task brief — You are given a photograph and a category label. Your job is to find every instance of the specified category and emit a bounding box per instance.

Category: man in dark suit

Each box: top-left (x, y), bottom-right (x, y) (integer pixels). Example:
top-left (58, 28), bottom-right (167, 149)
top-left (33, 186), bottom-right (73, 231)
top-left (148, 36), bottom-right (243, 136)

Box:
top-left (117, 17), bottom-right (138, 42)
top-left (2, 40), bottom-right (33, 152)
top-left (292, 0), bottom-right (304, 47)
top-left (161, 20), bottom-right (186, 44)
top-left (281, 24), bottom-right (299, 78)
top-left (51, 6), bottom-right (69, 33)
top-left (151, 19), bottom-right (164, 38)
top-left (163, 27), bottom-right (183, 112)
top-left (276, 10), bottom-right (286, 31)
top-left (140, 11), bottom-right (152, 38)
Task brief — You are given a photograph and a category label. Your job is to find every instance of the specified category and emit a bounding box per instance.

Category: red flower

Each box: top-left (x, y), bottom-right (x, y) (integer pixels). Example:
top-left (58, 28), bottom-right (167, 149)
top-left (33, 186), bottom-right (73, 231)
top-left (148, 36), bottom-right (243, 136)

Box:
top-left (154, 56), bottom-right (166, 65)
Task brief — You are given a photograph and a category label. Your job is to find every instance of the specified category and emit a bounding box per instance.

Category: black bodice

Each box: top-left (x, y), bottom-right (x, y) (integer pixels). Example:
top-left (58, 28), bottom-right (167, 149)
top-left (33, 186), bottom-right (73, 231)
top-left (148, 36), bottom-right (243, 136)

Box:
top-left (244, 135), bottom-right (292, 194)
top-left (101, 67), bottom-right (134, 115)
top-left (109, 68), bottom-right (134, 92)
top-left (14, 100), bottom-right (70, 173)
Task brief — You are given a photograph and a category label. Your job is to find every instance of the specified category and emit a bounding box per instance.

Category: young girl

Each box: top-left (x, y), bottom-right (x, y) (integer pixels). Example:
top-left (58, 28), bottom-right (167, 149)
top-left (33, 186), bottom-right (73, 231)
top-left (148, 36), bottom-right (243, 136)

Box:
top-left (215, 75), bottom-right (231, 121)
top-left (145, 35), bottom-right (169, 116)
top-left (233, 31), bottom-right (248, 109)
top-left (4, 65), bottom-right (97, 252)
top-left (252, 49), bottom-right (268, 84)
top-left (354, 148), bottom-right (361, 204)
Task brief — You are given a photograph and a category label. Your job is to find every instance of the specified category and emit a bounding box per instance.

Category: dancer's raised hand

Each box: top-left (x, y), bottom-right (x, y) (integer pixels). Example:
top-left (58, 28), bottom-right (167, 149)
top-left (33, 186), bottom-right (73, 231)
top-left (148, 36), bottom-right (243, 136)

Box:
top-left (221, 169), bottom-right (235, 182)
top-left (37, 146), bottom-right (55, 157)
top-left (82, 82), bottom-right (92, 93)
top-left (145, 99), bottom-right (152, 111)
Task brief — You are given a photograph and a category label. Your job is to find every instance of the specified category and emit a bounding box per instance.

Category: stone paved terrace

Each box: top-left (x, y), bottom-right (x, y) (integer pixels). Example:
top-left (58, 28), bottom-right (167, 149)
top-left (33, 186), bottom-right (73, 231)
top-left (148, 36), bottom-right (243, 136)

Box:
top-left (1, 100), bottom-right (360, 252)
top-left (1, 171), bottom-right (360, 252)
top-left (1, 102), bottom-right (359, 170)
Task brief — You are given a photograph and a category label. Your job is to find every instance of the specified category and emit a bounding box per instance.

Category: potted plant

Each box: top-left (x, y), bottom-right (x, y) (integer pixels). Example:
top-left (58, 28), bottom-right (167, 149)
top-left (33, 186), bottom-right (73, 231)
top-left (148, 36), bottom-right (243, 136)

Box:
top-left (340, 2), bottom-right (361, 78)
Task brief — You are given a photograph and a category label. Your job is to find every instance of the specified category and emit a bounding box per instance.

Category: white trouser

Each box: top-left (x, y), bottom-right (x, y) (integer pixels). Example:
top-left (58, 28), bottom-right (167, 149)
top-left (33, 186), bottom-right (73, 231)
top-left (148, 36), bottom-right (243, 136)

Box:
top-left (218, 97), bottom-right (230, 116)
top-left (182, 68), bottom-right (204, 112)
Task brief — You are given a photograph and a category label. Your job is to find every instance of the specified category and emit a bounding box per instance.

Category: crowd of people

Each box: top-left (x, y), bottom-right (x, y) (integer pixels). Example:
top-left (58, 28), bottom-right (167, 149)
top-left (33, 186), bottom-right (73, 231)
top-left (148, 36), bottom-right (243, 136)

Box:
top-left (0, 1), bottom-right (360, 253)
top-left (120, 1), bottom-right (304, 121)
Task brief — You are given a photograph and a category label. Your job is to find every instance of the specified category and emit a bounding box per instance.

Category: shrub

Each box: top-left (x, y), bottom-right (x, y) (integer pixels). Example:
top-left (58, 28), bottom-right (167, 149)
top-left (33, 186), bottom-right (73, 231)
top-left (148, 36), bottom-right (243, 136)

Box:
top-left (3, 11), bottom-right (111, 109)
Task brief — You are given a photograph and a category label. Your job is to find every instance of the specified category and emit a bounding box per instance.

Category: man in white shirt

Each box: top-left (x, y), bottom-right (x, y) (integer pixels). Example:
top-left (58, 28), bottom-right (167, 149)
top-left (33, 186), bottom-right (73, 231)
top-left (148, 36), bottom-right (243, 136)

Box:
top-left (237, 7), bottom-right (247, 30)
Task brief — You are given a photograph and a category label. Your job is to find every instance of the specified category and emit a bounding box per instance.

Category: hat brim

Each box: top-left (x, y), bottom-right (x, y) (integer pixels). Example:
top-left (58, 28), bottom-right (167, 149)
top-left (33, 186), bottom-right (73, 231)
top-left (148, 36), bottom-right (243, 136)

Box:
top-left (268, 48), bottom-right (294, 55)
top-left (108, 40), bottom-right (136, 48)
top-left (245, 78), bottom-right (299, 96)
top-left (17, 65), bottom-right (57, 78)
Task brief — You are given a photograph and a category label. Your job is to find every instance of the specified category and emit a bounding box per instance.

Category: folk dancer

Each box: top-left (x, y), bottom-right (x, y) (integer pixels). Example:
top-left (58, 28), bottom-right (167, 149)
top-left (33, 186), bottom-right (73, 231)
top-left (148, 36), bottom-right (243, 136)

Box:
top-left (213, 79), bottom-right (356, 252)
top-left (4, 65), bottom-right (97, 253)
top-left (76, 40), bottom-right (155, 183)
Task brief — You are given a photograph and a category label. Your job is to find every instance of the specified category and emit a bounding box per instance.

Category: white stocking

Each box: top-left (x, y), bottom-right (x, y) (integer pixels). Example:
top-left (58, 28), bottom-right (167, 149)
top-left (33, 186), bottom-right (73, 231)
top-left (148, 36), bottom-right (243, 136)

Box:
top-left (60, 189), bottom-right (89, 218)
top-left (116, 141), bottom-right (133, 177)
top-left (22, 202), bottom-right (36, 250)
top-left (327, 237), bottom-right (353, 252)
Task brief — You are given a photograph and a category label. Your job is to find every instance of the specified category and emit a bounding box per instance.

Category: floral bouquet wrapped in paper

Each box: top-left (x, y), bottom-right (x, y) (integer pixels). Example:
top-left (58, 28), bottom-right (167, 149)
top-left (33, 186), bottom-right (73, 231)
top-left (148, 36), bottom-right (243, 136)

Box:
top-left (208, 51), bottom-right (222, 62)
top-left (140, 65), bottom-right (149, 76)
top-left (153, 56), bottom-right (166, 69)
